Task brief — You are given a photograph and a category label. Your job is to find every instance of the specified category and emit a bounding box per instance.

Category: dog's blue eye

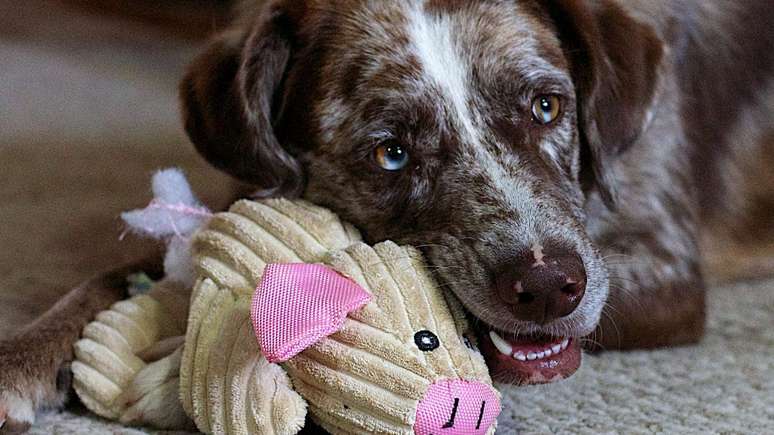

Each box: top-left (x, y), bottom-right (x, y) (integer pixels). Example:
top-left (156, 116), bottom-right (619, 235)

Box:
top-left (374, 143), bottom-right (409, 171)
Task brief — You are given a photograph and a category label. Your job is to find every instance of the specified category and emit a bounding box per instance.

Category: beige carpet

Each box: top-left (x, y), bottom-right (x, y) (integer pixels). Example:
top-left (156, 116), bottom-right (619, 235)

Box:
top-left (2, 1), bottom-right (773, 434)
top-left (23, 279), bottom-right (774, 434)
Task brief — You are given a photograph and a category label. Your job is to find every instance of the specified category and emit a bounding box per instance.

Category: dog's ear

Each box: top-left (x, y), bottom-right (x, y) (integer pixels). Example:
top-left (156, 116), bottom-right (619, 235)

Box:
top-left (546, 0), bottom-right (663, 207)
top-left (180, 4), bottom-right (303, 197)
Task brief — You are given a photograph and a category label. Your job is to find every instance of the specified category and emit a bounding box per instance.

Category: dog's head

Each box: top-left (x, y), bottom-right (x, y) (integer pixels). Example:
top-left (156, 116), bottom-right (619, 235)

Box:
top-left (181, 0), bottom-right (662, 384)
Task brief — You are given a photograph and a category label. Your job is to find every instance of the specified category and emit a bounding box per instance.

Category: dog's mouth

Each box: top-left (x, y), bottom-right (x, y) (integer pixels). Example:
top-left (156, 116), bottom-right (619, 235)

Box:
top-left (473, 321), bottom-right (582, 385)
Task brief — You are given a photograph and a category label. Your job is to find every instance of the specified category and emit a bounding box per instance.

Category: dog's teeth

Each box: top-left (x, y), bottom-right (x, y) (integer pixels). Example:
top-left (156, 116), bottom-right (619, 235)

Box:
top-left (489, 331), bottom-right (513, 356)
top-left (492, 335), bottom-right (571, 362)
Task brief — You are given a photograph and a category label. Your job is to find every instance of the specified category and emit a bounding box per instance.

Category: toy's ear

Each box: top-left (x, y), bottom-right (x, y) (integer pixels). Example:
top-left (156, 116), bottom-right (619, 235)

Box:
top-left (251, 264), bottom-right (371, 363)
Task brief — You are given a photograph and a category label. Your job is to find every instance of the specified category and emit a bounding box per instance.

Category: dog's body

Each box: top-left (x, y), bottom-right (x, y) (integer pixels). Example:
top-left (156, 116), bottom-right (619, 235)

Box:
top-left (2, 0), bottom-right (773, 431)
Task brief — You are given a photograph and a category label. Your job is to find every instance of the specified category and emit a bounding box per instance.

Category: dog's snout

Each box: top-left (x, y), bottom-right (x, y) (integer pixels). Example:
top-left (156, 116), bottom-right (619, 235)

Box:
top-left (495, 244), bottom-right (587, 324)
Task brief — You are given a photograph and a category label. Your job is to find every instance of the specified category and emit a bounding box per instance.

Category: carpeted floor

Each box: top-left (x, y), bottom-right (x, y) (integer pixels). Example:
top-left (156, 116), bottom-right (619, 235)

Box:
top-left (2, 1), bottom-right (773, 434)
top-left (24, 278), bottom-right (774, 434)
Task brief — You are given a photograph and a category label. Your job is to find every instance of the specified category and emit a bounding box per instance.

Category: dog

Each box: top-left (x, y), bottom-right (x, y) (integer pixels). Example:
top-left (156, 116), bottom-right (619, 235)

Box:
top-left (2, 0), bottom-right (773, 432)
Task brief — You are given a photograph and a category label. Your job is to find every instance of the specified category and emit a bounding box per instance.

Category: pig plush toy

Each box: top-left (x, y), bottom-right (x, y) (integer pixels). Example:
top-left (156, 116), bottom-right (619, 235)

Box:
top-left (72, 170), bottom-right (501, 434)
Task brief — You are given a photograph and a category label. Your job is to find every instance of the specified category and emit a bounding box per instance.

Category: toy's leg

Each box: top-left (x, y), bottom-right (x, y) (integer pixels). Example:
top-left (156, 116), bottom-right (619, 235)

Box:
top-left (138, 336), bottom-right (186, 362)
top-left (144, 280), bottom-right (193, 339)
top-left (0, 257), bottom-right (161, 434)
top-left (117, 281), bottom-right (194, 430)
top-left (119, 347), bottom-right (195, 430)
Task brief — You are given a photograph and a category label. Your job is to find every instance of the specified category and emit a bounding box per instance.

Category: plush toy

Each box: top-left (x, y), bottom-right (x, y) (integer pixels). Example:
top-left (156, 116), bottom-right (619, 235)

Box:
top-left (72, 170), bottom-right (500, 434)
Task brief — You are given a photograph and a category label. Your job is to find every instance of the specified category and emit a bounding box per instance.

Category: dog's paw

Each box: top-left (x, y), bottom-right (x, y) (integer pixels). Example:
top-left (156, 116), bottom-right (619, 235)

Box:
top-left (0, 368), bottom-right (69, 434)
top-left (0, 338), bottom-right (71, 434)
top-left (0, 391), bottom-right (35, 434)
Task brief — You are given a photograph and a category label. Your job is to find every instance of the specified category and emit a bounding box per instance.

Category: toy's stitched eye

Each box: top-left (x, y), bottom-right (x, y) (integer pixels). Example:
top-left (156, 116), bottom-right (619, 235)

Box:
top-left (414, 330), bottom-right (440, 352)
top-left (374, 143), bottom-right (409, 171)
top-left (531, 95), bottom-right (562, 125)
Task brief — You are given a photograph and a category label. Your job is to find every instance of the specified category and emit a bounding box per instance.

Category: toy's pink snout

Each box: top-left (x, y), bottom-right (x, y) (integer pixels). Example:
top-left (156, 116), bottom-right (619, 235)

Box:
top-left (414, 380), bottom-right (500, 435)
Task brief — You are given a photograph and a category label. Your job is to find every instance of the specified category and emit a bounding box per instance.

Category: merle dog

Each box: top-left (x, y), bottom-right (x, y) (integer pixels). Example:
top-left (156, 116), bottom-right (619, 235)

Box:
top-left (2, 0), bottom-right (773, 431)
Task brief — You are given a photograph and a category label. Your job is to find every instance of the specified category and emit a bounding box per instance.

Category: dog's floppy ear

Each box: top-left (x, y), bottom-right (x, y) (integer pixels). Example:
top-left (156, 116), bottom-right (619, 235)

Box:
top-left (180, 3), bottom-right (302, 197)
top-left (546, 0), bottom-right (663, 207)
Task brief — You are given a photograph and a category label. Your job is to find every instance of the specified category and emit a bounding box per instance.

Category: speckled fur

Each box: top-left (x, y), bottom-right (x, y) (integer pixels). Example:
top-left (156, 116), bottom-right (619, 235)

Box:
top-left (179, 0), bottom-right (774, 349)
top-left (2, 0), bottom-right (773, 430)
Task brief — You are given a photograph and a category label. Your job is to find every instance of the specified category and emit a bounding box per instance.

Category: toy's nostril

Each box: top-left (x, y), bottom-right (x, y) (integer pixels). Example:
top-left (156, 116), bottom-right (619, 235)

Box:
top-left (476, 401), bottom-right (487, 430)
top-left (441, 398), bottom-right (460, 428)
top-left (414, 380), bottom-right (500, 435)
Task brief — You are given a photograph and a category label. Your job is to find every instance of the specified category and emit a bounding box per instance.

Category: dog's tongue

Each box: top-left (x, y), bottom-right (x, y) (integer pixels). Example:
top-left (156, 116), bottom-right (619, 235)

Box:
top-left (480, 332), bottom-right (582, 385)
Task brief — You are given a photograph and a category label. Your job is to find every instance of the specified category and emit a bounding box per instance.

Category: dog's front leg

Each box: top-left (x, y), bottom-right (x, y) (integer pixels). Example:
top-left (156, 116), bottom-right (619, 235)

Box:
top-left (0, 257), bottom-right (161, 433)
top-left (591, 276), bottom-right (706, 351)
top-left (588, 220), bottom-right (707, 351)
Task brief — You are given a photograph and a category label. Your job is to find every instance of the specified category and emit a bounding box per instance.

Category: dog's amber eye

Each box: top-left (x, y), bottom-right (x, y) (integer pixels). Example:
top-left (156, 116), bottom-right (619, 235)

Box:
top-left (374, 143), bottom-right (409, 171)
top-left (531, 95), bottom-right (561, 125)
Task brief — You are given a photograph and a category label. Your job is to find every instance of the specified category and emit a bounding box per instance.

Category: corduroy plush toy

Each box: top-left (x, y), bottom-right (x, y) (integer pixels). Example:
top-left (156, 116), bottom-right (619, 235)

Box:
top-left (72, 170), bottom-right (500, 434)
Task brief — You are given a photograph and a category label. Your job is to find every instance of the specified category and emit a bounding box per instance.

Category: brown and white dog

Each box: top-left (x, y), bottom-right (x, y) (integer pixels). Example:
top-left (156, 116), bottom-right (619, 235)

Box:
top-left (2, 0), bottom-right (773, 432)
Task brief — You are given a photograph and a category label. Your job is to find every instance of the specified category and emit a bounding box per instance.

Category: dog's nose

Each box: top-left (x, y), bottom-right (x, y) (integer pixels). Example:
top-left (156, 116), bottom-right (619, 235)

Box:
top-left (495, 244), bottom-right (586, 324)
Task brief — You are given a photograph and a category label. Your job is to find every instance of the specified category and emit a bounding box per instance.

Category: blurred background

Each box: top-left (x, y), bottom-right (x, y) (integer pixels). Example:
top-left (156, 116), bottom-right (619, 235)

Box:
top-left (0, 0), bottom-right (238, 334)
